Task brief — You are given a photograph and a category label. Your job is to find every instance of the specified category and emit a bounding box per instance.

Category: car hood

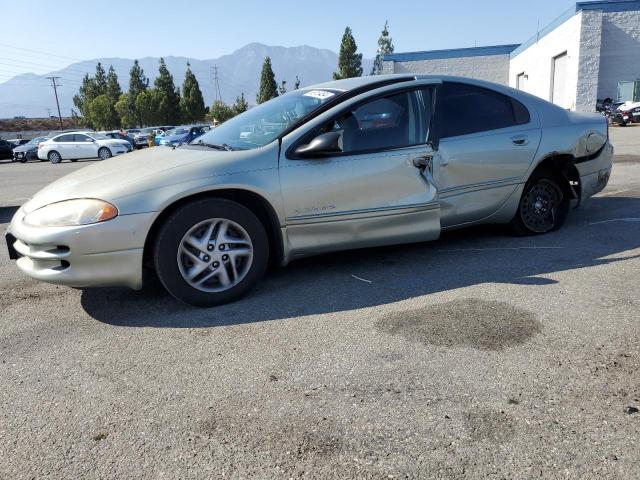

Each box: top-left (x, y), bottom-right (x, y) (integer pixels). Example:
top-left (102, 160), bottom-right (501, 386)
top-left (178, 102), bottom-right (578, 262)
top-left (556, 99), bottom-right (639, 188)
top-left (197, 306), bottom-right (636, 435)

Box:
top-left (22, 144), bottom-right (275, 214)
top-left (164, 134), bottom-right (188, 142)
top-left (13, 144), bottom-right (36, 153)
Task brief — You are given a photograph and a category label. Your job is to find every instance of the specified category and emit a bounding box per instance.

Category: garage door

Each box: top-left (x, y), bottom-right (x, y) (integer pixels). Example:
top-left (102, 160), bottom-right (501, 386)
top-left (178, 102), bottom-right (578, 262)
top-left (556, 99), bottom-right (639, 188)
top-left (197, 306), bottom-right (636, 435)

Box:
top-left (551, 52), bottom-right (568, 108)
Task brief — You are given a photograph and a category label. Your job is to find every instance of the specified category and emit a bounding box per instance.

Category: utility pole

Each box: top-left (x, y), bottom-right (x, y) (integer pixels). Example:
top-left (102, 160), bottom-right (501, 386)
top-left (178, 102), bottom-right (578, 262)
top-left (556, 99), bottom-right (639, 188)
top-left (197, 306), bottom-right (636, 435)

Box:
top-left (212, 65), bottom-right (222, 103)
top-left (46, 76), bottom-right (63, 130)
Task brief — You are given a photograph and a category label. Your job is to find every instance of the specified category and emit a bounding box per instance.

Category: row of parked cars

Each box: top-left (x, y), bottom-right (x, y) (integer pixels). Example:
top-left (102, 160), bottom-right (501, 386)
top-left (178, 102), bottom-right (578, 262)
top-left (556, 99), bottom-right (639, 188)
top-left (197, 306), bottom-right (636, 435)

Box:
top-left (1, 124), bottom-right (213, 164)
top-left (597, 98), bottom-right (640, 126)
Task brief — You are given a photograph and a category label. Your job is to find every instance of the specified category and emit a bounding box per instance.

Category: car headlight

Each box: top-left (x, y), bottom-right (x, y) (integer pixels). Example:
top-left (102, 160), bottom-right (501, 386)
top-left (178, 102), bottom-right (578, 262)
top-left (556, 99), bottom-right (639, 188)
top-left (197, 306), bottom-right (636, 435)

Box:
top-left (23, 199), bottom-right (118, 227)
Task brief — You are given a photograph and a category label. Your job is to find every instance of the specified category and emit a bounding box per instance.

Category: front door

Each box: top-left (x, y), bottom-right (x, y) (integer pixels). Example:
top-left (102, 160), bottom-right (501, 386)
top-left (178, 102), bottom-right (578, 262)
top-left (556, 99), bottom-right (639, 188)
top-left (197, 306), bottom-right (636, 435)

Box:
top-left (432, 82), bottom-right (541, 227)
top-left (74, 134), bottom-right (97, 158)
top-left (279, 87), bottom-right (440, 258)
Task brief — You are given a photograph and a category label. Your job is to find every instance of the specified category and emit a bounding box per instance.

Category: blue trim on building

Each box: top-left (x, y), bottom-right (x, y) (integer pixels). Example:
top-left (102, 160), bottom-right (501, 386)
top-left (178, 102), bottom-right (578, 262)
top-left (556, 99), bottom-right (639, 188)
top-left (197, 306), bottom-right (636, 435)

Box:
top-left (383, 44), bottom-right (520, 63)
top-left (511, 0), bottom-right (640, 59)
top-left (578, 0), bottom-right (640, 13)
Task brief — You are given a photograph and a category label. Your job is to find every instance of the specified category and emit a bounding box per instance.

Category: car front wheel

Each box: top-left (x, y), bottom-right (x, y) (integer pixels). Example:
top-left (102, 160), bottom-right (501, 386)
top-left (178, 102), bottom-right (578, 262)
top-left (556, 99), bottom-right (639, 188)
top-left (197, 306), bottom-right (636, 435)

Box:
top-left (153, 198), bottom-right (269, 307)
top-left (511, 171), bottom-right (569, 235)
top-left (98, 147), bottom-right (112, 160)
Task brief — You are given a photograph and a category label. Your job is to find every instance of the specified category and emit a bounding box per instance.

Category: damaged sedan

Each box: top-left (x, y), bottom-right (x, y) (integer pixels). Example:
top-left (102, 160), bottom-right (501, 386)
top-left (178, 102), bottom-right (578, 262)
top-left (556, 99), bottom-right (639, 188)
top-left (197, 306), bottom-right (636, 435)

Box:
top-left (6, 75), bottom-right (612, 306)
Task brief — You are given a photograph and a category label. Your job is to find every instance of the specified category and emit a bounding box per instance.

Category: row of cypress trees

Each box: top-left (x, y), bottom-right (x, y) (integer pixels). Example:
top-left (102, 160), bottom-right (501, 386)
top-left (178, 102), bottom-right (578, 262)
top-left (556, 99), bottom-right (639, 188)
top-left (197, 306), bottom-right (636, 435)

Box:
top-left (73, 59), bottom-right (207, 129)
top-left (255, 22), bottom-right (395, 105)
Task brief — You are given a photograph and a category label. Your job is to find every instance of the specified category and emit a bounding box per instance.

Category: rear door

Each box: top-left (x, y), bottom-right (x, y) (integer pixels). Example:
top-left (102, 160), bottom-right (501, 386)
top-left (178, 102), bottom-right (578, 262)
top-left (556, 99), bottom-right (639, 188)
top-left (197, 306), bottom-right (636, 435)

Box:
top-left (432, 82), bottom-right (541, 227)
top-left (279, 85), bottom-right (440, 257)
top-left (52, 134), bottom-right (76, 158)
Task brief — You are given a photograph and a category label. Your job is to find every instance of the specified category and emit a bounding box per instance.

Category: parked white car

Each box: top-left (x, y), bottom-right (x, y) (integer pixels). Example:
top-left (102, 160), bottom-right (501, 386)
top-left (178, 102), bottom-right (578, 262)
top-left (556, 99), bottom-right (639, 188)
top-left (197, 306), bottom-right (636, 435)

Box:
top-left (37, 132), bottom-right (130, 163)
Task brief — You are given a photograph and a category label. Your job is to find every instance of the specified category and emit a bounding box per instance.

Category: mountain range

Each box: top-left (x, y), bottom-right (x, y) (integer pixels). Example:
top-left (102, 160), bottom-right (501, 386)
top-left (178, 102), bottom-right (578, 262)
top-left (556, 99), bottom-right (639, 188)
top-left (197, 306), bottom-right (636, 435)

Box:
top-left (0, 43), bottom-right (373, 119)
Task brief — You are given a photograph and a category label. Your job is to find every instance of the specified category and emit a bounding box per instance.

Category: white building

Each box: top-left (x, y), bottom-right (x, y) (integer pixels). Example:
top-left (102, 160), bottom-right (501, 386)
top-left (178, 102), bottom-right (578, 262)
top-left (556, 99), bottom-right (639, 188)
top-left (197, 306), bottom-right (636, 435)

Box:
top-left (382, 0), bottom-right (640, 112)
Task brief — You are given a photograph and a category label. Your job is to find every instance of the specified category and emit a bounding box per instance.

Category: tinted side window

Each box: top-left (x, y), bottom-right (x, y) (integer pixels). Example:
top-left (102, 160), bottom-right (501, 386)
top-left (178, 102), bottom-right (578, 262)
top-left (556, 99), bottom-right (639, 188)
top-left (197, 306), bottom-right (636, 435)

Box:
top-left (55, 134), bottom-right (74, 142)
top-left (436, 83), bottom-right (529, 139)
top-left (74, 134), bottom-right (92, 142)
top-left (305, 89), bottom-right (432, 155)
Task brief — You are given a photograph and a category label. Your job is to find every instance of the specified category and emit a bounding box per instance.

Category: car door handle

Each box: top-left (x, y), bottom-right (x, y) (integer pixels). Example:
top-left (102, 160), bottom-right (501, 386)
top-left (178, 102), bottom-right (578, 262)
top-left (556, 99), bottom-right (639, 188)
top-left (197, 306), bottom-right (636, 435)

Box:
top-left (511, 135), bottom-right (529, 146)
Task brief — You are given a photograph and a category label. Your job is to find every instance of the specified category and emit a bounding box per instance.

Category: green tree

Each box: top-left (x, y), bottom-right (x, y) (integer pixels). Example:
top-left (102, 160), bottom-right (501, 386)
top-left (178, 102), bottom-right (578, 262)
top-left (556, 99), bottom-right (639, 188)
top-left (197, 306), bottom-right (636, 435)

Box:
top-left (371, 21), bottom-right (394, 75)
top-left (72, 73), bottom-right (98, 126)
top-left (180, 62), bottom-right (206, 123)
top-left (232, 93), bottom-right (249, 115)
top-left (94, 62), bottom-right (108, 96)
top-left (154, 58), bottom-right (182, 124)
top-left (103, 65), bottom-right (122, 127)
top-left (115, 93), bottom-right (136, 127)
top-left (135, 89), bottom-right (162, 126)
top-left (128, 60), bottom-right (149, 127)
top-left (209, 100), bottom-right (236, 123)
top-left (256, 57), bottom-right (278, 104)
top-left (87, 94), bottom-right (116, 130)
top-left (333, 26), bottom-right (363, 80)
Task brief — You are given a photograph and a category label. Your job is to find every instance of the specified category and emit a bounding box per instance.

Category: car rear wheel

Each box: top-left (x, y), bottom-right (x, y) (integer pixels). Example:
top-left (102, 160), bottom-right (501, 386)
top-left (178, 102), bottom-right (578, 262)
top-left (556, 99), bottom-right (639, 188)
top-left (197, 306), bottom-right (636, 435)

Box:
top-left (153, 198), bottom-right (269, 307)
top-left (98, 147), bottom-right (112, 160)
top-left (48, 151), bottom-right (62, 164)
top-left (511, 170), bottom-right (569, 235)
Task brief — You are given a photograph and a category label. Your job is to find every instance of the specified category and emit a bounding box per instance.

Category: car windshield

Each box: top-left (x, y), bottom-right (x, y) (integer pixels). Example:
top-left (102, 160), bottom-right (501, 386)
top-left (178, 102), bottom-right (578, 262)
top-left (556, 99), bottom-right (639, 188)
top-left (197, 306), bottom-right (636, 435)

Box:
top-left (27, 137), bottom-right (46, 145)
top-left (141, 128), bottom-right (155, 134)
top-left (193, 89), bottom-right (339, 150)
top-left (91, 133), bottom-right (109, 140)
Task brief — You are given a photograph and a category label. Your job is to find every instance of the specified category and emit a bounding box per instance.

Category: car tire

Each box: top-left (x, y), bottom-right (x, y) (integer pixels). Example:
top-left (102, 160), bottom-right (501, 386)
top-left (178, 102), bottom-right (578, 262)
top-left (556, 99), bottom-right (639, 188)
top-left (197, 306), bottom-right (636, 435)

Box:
top-left (19, 158), bottom-right (27, 163)
top-left (98, 147), bottom-right (112, 160)
top-left (510, 169), bottom-right (570, 235)
top-left (153, 198), bottom-right (269, 307)
top-left (48, 151), bottom-right (62, 164)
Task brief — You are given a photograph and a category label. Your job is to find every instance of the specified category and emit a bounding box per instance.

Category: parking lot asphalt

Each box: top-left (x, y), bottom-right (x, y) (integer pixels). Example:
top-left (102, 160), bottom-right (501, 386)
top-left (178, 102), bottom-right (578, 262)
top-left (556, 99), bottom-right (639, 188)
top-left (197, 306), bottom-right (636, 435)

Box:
top-left (1, 132), bottom-right (639, 478)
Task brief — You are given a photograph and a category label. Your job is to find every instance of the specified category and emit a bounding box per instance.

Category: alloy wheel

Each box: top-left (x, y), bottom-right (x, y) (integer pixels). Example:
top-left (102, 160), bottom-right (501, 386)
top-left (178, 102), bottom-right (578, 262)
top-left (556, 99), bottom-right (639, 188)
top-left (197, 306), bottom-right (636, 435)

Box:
top-left (98, 148), bottom-right (112, 160)
top-left (176, 218), bottom-right (253, 293)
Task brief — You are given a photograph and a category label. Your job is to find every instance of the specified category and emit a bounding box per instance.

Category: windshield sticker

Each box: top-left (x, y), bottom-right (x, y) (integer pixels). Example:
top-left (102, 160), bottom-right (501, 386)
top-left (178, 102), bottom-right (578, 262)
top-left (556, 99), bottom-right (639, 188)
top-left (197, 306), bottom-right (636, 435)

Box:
top-left (303, 90), bottom-right (335, 100)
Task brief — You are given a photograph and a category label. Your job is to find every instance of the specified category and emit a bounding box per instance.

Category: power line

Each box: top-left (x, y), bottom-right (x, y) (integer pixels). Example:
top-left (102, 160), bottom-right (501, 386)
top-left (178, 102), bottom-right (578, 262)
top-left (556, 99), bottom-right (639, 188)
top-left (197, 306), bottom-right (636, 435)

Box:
top-left (212, 65), bottom-right (222, 103)
top-left (0, 42), bottom-right (83, 62)
top-left (46, 77), bottom-right (63, 130)
top-left (0, 57), bottom-right (94, 77)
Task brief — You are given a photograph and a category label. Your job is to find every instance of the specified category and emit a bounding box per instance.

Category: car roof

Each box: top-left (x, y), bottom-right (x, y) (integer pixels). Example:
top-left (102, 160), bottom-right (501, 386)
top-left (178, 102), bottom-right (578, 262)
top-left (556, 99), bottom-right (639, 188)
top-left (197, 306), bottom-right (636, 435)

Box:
top-left (307, 74), bottom-right (416, 92)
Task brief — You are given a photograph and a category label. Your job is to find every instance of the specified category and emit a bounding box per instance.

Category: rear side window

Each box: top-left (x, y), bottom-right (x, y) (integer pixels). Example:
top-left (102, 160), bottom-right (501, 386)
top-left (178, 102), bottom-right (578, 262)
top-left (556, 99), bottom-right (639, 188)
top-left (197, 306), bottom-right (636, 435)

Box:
top-left (55, 134), bottom-right (74, 142)
top-left (74, 134), bottom-right (92, 142)
top-left (436, 82), bottom-right (530, 139)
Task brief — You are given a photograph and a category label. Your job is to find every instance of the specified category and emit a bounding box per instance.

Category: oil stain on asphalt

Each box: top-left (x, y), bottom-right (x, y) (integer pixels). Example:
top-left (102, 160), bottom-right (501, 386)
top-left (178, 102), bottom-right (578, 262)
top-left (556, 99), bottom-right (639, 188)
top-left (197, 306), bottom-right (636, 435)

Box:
top-left (375, 299), bottom-right (542, 351)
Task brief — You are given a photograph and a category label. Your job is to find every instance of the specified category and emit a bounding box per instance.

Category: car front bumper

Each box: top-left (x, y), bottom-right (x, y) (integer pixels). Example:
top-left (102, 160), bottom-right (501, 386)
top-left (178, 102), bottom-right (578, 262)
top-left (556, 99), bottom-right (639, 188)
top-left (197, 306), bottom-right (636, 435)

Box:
top-left (6, 208), bottom-right (157, 290)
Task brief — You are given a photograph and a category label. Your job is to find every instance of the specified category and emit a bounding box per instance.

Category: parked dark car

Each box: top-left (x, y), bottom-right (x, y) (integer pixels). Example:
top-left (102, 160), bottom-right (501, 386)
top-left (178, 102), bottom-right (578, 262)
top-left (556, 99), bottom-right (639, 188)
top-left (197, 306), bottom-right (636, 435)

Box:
top-left (12, 136), bottom-right (50, 163)
top-left (159, 125), bottom-right (210, 146)
top-left (102, 131), bottom-right (135, 151)
top-left (8, 139), bottom-right (29, 148)
top-left (0, 140), bottom-right (14, 160)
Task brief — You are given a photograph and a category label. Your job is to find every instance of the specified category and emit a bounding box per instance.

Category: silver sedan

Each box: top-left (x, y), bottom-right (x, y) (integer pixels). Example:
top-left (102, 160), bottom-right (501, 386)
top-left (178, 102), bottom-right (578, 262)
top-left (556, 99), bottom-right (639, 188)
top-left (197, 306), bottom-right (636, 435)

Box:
top-left (6, 75), bottom-right (613, 306)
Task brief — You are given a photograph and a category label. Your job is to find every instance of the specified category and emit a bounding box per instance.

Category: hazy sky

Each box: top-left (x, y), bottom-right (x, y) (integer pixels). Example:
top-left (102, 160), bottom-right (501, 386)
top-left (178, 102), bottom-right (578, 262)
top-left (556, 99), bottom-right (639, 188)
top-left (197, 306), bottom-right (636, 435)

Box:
top-left (1, 0), bottom-right (577, 80)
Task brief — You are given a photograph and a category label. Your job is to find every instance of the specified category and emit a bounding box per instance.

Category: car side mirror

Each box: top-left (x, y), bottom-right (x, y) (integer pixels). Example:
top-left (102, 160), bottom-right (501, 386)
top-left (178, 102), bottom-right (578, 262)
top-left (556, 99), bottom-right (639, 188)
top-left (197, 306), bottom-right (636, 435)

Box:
top-left (294, 131), bottom-right (342, 158)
